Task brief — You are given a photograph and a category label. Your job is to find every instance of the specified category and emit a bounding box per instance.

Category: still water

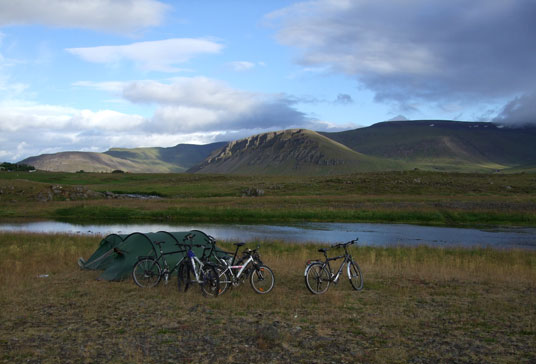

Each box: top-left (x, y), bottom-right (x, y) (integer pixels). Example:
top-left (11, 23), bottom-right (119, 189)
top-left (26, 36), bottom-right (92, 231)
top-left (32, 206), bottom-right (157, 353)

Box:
top-left (1, 220), bottom-right (535, 250)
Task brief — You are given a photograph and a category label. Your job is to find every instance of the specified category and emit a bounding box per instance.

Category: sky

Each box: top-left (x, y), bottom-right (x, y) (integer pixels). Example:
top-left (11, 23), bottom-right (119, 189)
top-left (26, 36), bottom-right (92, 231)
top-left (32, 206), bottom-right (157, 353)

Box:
top-left (0, 0), bottom-right (535, 162)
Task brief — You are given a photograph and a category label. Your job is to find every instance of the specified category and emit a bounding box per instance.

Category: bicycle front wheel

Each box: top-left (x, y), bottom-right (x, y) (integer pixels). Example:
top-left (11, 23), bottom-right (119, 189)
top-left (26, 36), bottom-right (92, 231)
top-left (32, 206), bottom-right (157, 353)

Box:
top-left (304, 262), bottom-right (330, 294)
top-left (200, 265), bottom-right (220, 297)
top-left (250, 265), bottom-right (275, 294)
top-left (216, 267), bottom-right (232, 295)
top-left (347, 260), bottom-right (363, 291)
top-left (132, 258), bottom-right (161, 288)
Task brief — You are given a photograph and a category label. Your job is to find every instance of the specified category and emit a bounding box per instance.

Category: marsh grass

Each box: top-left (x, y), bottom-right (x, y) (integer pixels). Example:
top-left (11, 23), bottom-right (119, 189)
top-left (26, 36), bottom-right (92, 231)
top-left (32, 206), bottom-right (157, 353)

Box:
top-left (1, 232), bottom-right (535, 363)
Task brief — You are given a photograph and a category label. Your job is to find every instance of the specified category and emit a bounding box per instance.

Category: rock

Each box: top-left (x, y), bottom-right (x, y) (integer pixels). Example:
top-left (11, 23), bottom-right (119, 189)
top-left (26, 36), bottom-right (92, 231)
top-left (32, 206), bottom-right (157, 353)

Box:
top-left (243, 188), bottom-right (265, 197)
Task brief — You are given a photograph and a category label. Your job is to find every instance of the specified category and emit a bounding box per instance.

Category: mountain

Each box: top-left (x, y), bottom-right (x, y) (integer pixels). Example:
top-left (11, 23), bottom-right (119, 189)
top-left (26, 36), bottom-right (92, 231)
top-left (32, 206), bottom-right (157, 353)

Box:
top-left (20, 142), bottom-right (226, 173)
top-left (189, 129), bottom-right (405, 175)
top-left (321, 120), bottom-right (536, 172)
top-left (18, 120), bottom-right (536, 174)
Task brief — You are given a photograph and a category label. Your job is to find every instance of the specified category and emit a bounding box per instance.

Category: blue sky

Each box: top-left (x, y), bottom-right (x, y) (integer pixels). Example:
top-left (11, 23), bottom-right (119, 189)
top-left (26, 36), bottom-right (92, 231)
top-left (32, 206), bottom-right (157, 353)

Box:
top-left (0, 0), bottom-right (535, 162)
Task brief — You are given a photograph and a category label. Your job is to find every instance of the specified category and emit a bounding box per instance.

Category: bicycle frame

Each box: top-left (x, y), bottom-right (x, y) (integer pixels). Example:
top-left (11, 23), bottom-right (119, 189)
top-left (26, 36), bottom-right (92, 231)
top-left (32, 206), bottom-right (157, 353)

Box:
top-left (321, 254), bottom-right (352, 283)
top-left (137, 242), bottom-right (186, 282)
top-left (216, 254), bottom-right (255, 285)
top-left (181, 242), bottom-right (220, 283)
top-left (187, 252), bottom-right (210, 283)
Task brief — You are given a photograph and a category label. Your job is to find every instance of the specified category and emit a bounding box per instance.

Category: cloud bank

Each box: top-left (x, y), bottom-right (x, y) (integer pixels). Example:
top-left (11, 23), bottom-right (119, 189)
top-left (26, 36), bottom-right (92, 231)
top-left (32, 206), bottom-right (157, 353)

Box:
top-left (493, 93), bottom-right (536, 127)
top-left (268, 0), bottom-right (536, 119)
top-left (1, 77), bottom-right (339, 162)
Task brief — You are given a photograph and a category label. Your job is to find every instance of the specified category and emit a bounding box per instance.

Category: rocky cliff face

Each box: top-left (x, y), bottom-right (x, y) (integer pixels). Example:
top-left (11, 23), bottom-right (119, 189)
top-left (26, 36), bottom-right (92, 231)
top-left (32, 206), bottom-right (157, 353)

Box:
top-left (189, 129), bottom-right (394, 175)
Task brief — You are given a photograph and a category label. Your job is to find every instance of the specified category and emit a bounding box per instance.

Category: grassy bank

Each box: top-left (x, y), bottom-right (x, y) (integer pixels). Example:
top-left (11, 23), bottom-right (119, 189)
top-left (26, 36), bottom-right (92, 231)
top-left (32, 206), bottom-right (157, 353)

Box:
top-left (1, 170), bottom-right (536, 226)
top-left (1, 232), bottom-right (535, 363)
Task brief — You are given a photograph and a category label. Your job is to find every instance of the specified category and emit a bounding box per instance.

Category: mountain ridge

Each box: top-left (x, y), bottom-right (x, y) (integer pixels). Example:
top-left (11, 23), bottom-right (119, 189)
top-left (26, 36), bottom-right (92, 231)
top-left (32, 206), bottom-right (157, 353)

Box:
top-left (18, 120), bottom-right (536, 174)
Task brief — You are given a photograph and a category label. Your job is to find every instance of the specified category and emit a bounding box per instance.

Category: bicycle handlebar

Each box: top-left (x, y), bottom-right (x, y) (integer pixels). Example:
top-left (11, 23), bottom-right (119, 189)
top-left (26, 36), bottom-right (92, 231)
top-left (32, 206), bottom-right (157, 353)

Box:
top-left (332, 238), bottom-right (358, 249)
top-left (182, 233), bottom-right (196, 242)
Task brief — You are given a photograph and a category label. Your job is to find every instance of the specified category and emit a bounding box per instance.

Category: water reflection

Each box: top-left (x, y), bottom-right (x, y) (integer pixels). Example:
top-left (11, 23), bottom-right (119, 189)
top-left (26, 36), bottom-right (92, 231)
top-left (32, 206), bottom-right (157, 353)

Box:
top-left (1, 220), bottom-right (535, 250)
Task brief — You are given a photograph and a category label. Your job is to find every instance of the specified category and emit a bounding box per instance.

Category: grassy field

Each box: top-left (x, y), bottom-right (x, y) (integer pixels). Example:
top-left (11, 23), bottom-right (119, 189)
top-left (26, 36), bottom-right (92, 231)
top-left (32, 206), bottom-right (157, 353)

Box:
top-left (1, 170), bottom-right (536, 226)
top-left (0, 232), bottom-right (534, 363)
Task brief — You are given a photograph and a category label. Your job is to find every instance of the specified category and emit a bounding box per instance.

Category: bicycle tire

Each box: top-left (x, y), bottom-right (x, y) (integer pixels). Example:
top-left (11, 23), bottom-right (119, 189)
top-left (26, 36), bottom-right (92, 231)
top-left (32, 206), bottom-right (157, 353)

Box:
top-left (348, 260), bottom-right (364, 291)
top-left (177, 261), bottom-right (192, 292)
top-left (216, 267), bottom-right (232, 295)
top-left (304, 262), bottom-right (330, 294)
top-left (200, 265), bottom-right (220, 297)
top-left (132, 258), bottom-right (162, 288)
top-left (250, 265), bottom-right (275, 294)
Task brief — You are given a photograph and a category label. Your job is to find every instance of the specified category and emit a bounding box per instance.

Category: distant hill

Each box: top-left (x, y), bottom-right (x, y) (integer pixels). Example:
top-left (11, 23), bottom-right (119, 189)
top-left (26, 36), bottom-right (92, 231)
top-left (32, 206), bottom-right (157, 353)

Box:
top-left (20, 142), bottom-right (226, 173)
top-left (189, 129), bottom-right (405, 175)
top-left (321, 120), bottom-right (536, 172)
top-left (104, 142), bottom-right (227, 172)
top-left (21, 152), bottom-right (145, 173)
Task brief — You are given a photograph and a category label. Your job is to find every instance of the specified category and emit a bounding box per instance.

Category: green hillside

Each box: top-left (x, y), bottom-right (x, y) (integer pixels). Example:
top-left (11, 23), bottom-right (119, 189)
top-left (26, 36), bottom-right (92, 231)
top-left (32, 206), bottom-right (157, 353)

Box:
top-left (20, 152), bottom-right (146, 173)
top-left (20, 142), bottom-right (226, 173)
top-left (105, 142), bottom-right (227, 173)
top-left (322, 120), bottom-right (536, 172)
top-left (190, 129), bottom-right (405, 175)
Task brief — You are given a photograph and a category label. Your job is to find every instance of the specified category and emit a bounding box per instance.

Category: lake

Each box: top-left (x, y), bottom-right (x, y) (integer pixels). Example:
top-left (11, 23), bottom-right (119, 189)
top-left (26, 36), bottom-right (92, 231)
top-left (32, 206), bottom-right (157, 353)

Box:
top-left (1, 220), bottom-right (535, 250)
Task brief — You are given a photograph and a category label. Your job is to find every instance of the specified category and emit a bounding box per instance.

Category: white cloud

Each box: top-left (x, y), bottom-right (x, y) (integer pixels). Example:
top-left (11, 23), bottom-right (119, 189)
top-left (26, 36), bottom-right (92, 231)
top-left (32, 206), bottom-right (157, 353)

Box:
top-left (120, 77), bottom-right (311, 132)
top-left (67, 38), bottom-right (223, 72)
top-left (0, 0), bottom-right (168, 33)
top-left (0, 102), bottom-right (145, 132)
top-left (227, 61), bottom-right (256, 71)
top-left (0, 101), bottom-right (149, 161)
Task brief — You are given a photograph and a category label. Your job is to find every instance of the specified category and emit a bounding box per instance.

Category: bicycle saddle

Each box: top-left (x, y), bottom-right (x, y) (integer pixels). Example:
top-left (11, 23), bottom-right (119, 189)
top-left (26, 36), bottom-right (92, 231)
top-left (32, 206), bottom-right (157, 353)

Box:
top-left (318, 248), bottom-right (327, 253)
top-left (234, 242), bottom-right (245, 247)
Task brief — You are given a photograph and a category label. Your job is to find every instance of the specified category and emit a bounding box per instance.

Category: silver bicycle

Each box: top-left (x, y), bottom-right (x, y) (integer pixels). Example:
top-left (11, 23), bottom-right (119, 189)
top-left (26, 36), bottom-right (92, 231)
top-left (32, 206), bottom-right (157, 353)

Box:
top-left (214, 242), bottom-right (275, 295)
top-left (177, 238), bottom-right (220, 297)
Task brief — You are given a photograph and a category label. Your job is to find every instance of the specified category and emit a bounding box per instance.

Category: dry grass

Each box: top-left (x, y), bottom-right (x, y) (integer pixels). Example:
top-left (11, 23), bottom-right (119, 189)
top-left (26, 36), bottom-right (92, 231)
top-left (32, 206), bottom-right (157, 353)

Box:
top-left (1, 232), bottom-right (535, 363)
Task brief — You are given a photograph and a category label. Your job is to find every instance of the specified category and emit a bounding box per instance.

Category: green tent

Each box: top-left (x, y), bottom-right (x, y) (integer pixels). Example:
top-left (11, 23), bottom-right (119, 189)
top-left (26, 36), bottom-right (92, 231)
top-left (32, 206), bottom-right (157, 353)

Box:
top-left (79, 230), bottom-right (228, 281)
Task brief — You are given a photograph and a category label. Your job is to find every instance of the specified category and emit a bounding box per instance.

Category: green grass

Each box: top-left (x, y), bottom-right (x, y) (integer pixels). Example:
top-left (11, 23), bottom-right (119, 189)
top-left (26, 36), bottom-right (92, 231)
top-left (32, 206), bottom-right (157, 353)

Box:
top-left (0, 232), bottom-right (535, 363)
top-left (1, 170), bottom-right (536, 226)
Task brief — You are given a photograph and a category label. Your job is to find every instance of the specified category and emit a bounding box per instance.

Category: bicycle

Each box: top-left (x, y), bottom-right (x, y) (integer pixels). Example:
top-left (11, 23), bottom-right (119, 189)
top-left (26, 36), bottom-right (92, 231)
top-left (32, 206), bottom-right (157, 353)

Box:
top-left (132, 240), bottom-right (187, 288)
top-left (176, 236), bottom-right (221, 297)
top-left (304, 238), bottom-right (363, 294)
top-left (214, 241), bottom-right (275, 294)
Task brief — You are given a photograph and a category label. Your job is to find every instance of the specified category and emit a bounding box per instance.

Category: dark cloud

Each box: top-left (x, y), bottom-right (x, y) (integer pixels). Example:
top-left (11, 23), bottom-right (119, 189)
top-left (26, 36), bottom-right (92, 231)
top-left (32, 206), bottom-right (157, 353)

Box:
top-left (387, 115), bottom-right (409, 122)
top-left (493, 92), bottom-right (536, 127)
top-left (334, 93), bottom-right (353, 105)
top-left (270, 0), bottom-right (536, 107)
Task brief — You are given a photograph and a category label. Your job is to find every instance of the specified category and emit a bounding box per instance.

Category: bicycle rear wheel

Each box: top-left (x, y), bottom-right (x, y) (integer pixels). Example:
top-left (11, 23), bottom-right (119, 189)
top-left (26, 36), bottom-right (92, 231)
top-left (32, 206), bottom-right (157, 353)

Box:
top-left (200, 265), bottom-right (220, 297)
top-left (177, 261), bottom-right (192, 292)
top-left (348, 260), bottom-right (363, 291)
top-left (250, 265), bottom-right (275, 294)
top-left (132, 258), bottom-right (161, 288)
top-left (304, 262), bottom-right (330, 294)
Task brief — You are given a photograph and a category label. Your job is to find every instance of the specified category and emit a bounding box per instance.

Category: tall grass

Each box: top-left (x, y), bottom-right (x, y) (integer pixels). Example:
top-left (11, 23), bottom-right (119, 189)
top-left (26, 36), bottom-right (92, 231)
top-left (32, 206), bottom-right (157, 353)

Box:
top-left (2, 233), bottom-right (534, 287)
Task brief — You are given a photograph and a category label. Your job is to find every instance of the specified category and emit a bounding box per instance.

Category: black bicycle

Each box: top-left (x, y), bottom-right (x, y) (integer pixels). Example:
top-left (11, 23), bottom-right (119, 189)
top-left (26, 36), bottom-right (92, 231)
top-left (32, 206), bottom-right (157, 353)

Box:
top-left (304, 238), bottom-right (363, 294)
top-left (132, 240), bottom-right (187, 288)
